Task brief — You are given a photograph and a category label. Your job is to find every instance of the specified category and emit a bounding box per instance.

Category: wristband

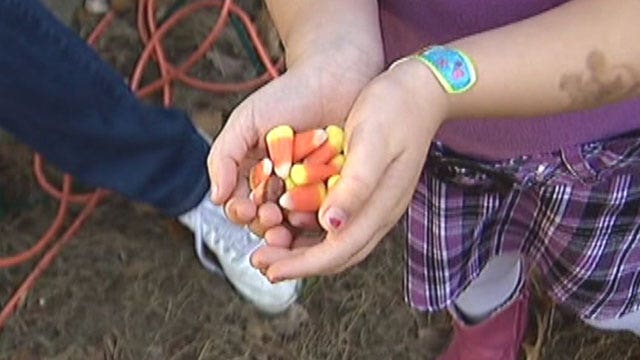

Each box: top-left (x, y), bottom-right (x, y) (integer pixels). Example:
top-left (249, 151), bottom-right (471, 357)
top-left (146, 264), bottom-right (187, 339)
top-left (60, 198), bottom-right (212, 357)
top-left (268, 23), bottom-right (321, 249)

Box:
top-left (391, 45), bottom-right (477, 94)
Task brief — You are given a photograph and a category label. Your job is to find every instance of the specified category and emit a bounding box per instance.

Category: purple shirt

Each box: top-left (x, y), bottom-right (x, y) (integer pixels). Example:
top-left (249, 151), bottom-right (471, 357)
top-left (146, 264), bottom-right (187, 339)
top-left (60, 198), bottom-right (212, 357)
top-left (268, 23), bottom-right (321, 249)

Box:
top-left (379, 0), bottom-right (640, 160)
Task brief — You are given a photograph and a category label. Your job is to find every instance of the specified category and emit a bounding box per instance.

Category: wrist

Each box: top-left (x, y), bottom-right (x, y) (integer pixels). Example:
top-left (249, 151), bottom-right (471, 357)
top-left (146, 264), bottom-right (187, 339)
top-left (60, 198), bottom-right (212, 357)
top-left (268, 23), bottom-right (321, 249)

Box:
top-left (388, 44), bottom-right (481, 123)
top-left (286, 37), bottom-right (384, 79)
top-left (387, 57), bottom-right (451, 124)
top-left (285, 41), bottom-right (384, 122)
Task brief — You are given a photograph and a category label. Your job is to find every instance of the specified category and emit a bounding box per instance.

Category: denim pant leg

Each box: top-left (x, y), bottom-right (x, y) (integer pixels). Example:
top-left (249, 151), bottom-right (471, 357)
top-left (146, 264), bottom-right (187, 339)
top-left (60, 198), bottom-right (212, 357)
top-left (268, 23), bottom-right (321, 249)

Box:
top-left (0, 0), bottom-right (209, 216)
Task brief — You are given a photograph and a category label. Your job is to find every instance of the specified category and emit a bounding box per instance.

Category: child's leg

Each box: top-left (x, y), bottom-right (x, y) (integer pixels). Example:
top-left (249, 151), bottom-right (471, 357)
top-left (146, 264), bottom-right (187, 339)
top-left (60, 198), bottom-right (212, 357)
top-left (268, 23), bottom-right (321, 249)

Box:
top-left (406, 148), bottom-right (533, 359)
top-left (438, 252), bottom-right (529, 360)
top-left (585, 311), bottom-right (640, 336)
top-left (0, 0), bottom-right (208, 216)
top-left (411, 133), bottom-right (640, 359)
top-left (454, 252), bottom-right (523, 322)
top-left (0, 0), bottom-right (302, 315)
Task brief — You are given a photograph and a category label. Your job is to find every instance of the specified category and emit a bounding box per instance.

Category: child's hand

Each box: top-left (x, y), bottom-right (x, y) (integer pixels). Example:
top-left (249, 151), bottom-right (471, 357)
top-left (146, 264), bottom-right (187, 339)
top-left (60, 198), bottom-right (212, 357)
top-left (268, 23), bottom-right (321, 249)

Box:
top-left (207, 52), bottom-right (381, 228)
top-left (251, 59), bottom-right (450, 280)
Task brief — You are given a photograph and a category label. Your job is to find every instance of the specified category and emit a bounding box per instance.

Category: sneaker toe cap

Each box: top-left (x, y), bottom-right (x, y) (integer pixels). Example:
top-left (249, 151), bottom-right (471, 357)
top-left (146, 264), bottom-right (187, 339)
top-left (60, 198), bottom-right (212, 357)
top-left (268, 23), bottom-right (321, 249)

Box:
top-left (232, 266), bottom-right (301, 314)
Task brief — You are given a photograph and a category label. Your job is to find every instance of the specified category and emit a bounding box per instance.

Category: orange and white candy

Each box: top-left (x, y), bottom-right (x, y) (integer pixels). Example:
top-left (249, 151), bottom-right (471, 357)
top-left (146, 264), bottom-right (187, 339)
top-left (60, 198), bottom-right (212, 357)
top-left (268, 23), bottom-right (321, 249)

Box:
top-left (249, 179), bottom-right (267, 206)
top-left (284, 177), bottom-right (296, 191)
top-left (292, 129), bottom-right (327, 162)
top-left (245, 125), bottom-right (346, 236)
top-left (328, 154), bottom-right (345, 172)
top-left (290, 163), bottom-right (339, 186)
top-left (279, 182), bottom-right (327, 212)
top-left (327, 174), bottom-right (340, 190)
top-left (266, 125), bottom-right (294, 179)
top-left (304, 125), bottom-right (344, 165)
top-left (249, 158), bottom-right (273, 191)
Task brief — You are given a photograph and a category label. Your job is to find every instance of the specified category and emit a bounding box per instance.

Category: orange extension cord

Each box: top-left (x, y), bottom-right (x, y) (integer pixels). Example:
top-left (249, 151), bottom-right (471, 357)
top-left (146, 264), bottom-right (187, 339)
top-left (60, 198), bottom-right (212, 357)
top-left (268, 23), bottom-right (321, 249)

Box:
top-left (0, 0), bottom-right (280, 329)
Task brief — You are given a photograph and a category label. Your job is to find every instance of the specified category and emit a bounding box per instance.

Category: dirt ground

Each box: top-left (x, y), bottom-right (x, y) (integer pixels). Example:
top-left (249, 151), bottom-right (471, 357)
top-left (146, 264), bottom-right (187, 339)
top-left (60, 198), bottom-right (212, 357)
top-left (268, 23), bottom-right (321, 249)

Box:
top-left (1, 1), bottom-right (639, 359)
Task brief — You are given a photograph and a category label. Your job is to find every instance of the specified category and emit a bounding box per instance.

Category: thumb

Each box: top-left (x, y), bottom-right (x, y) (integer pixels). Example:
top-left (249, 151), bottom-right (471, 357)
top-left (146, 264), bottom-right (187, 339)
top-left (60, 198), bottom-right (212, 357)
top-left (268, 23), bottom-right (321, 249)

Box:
top-left (318, 122), bottom-right (391, 232)
top-left (207, 103), bottom-right (257, 204)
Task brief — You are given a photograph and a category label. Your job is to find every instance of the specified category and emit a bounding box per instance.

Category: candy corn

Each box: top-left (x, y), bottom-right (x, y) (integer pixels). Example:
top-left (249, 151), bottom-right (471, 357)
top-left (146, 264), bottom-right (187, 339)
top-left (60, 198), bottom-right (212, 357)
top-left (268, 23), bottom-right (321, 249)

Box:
top-left (244, 125), bottom-right (346, 228)
top-left (290, 163), bottom-right (339, 186)
top-left (293, 129), bottom-right (327, 162)
top-left (304, 125), bottom-right (344, 165)
top-left (327, 174), bottom-right (340, 190)
top-left (285, 177), bottom-right (296, 191)
top-left (279, 183), bottom-right (327, 212)
top-left (249, 179), bottom-right (267, 206)
top-left (328, 154), bottom-right (345, 172)
top-left (249, 158), bottom-right (273, 191)
top-left (266, 125), bottom-right (294, 179)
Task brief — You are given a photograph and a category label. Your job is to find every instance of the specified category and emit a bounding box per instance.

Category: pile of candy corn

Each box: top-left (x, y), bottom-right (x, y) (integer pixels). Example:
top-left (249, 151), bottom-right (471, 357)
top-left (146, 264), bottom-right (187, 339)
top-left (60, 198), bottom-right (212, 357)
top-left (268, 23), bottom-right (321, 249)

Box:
top-left (248, 124), bottom-right (345, 214)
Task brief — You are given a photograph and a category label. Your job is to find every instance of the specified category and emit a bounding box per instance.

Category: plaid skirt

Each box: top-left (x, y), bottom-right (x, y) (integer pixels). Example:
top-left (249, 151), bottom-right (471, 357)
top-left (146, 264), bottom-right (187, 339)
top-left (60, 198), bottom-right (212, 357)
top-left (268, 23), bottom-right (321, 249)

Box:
top-left (406, 130), bottom-right (640, 320)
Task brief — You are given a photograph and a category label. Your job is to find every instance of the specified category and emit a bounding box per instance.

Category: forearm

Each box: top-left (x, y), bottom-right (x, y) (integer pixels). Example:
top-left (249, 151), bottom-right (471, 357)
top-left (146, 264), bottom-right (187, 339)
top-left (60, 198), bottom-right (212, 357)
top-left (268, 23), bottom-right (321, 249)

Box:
top-left (413, 0), bottom-right (640, 120)
top-left (265, 0), bottom-right (383, 71)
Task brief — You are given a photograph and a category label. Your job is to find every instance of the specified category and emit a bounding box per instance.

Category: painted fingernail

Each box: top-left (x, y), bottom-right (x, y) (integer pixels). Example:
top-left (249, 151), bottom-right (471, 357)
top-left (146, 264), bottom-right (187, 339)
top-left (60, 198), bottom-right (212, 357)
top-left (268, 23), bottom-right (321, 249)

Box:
top-left (324, 207), bottom-right (347, 231)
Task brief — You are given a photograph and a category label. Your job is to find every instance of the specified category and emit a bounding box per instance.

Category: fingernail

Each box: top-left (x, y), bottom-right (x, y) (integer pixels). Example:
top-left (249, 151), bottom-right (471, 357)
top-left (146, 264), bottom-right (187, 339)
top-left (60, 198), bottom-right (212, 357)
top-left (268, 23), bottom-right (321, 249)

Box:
top-left (325, 207), bottom-right (347, 231)
top-left (249, 254), bottom-right (259, 269)
top-left (210, 183), bottom-right (218, 199)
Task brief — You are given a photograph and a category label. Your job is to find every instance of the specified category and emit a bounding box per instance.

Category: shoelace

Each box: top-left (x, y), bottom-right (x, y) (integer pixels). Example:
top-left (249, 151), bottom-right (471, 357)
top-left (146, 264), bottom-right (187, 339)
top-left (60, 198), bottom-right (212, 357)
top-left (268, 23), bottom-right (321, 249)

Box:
top-left (193, 200), bottom-right (262, 274)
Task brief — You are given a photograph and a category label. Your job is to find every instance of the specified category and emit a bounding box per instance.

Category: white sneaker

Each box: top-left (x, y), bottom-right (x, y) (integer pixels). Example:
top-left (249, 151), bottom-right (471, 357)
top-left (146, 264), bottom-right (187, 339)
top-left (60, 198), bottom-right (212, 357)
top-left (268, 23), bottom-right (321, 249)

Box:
top-left (84, 0), bottom-right (110, 14)
top-left (178, 194), bottom-right (300, 315)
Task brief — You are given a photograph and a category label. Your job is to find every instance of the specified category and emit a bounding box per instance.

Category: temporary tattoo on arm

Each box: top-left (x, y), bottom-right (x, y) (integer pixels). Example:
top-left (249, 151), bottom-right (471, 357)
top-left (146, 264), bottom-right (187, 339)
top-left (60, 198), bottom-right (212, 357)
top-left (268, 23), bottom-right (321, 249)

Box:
top-left (559, 50), bottom-right (640, 109)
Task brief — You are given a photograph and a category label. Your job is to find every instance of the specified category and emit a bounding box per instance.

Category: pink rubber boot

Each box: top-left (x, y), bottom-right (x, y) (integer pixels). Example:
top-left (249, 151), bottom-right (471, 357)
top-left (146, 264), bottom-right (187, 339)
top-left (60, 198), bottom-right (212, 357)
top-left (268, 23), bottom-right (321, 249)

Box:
top-left (437, 288), bottom-right (530, 360)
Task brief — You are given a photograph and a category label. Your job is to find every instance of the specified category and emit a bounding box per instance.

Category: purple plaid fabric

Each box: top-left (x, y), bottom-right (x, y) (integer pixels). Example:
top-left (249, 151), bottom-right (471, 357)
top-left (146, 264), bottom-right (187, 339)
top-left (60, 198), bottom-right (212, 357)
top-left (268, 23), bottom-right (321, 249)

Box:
top-left (406, 131), bottom-right (640, 320)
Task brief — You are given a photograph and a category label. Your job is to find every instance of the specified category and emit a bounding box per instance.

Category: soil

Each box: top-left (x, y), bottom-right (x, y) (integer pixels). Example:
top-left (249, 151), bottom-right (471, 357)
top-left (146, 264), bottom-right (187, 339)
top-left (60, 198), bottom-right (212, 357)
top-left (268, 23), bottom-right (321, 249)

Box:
top-left (1, 1), bottom-right (639, 359)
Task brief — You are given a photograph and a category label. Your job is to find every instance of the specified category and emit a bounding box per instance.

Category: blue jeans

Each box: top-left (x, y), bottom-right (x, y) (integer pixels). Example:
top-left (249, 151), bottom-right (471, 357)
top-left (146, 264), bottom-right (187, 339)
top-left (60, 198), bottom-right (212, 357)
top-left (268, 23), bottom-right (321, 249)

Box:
top-left (0, 0), bottom-right (209, 216)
